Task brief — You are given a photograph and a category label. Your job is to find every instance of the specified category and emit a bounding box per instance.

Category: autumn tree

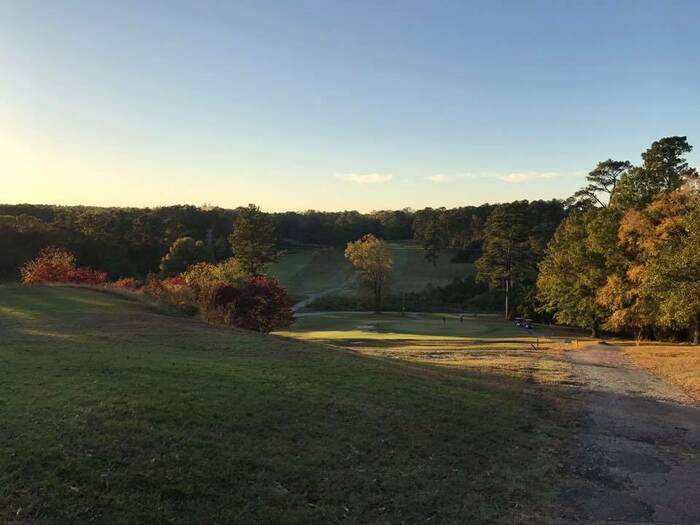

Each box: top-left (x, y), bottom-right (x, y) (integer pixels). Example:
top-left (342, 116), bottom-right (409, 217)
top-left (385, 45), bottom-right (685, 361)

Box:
top-left (647, 203), bottom-right (700, 343)
top-left (229, 204), bottom-right (280, 276)
top-left (538, 137), bottom-right (700, 341)
top-left (345, 234), bottom-right (394, 312)
top-left (160, 236), bottom-right (210, 277)
top-left (537, 208), bottom-right (616, 336)
top-left (602, 187), bottom-right (700, 341)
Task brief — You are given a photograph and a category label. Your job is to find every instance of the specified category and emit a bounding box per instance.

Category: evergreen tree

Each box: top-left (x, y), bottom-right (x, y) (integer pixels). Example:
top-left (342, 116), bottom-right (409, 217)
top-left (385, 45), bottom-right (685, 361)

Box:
top-left (229, 204), bottom-right (280, 276)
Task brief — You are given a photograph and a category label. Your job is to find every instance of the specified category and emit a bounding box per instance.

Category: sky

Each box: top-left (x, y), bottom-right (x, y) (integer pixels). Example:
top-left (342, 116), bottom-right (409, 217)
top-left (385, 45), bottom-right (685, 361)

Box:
top-left (1, 0), bottom-right (699, 212)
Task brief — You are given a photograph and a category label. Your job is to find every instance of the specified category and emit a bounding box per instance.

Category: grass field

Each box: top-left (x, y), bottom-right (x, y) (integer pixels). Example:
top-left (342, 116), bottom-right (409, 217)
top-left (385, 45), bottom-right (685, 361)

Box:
top-left (278, 312), bottom-right (575, 384)
top-left (623, 342), bottom-right (700, 401)
top-left (269, 241), bottom-right (473, 302)
top-left (0, 285), bottom-right (570, 524)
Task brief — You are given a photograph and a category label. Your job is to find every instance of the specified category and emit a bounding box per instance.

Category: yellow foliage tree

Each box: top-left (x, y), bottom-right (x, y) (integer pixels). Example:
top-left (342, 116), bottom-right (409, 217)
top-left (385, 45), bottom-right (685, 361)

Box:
top-left (597, 187), bottom-right (698, 341)
top-left (344, 234), bottom-right (393, 313)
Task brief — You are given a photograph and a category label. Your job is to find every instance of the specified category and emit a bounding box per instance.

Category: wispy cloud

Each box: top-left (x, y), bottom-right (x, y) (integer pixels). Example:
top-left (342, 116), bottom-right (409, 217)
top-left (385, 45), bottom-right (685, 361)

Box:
top-left (425, 173), bottom-right (476, 183)
top-left (336, 173), bottom-right (393, 184)
top-left (425, 174), bottom-right (453, 183)
top-left (498, 172), bottom-right (560, 183)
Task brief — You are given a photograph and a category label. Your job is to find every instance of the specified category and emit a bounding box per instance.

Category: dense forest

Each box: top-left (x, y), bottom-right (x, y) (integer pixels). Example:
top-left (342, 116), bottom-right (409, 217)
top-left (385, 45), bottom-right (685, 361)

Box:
top-left (0, 202), bottom-right (497, 280)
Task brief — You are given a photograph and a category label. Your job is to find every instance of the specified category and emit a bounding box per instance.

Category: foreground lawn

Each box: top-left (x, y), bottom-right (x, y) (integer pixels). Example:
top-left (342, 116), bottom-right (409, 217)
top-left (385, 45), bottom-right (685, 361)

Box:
top-left (624, 342), bottom-right (700, 401)
top-left (1, 286), bottom-right (566, 524)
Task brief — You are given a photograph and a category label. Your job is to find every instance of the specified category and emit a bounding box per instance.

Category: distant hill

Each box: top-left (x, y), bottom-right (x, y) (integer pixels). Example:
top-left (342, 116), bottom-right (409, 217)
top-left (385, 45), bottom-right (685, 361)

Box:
top-left (269, 241), bottom-right (473, 302)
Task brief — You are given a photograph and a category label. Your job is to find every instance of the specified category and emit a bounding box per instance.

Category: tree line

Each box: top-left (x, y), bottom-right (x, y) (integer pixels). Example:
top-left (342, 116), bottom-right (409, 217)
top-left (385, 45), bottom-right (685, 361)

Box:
top-left (0, 203), bottom-right (505, 280)
top-left (536, 136), bottom-right (700, 342)
top-left (324, 134), bottom-right (700, 346)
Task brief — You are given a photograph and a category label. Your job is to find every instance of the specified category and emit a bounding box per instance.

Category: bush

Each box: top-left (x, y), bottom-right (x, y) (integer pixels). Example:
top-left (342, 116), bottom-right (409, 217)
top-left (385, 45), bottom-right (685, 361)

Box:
top-left (143, 275), bottom-right (166, 296)
top-left (112, 277), bottom-right (138, 290)
top-left (21, 247), bottom-right (107, 285)
top-left (151, 265), bottom-right (293, 333)
top-left (20, 246), bottom-right (76, 284)
top-left (161, 276), bottom-right (186, 288)
top-left (209, 283), bottom-right (240, 310)
top-left (182, 259), bottom-right (249, 315)
top-left (199, 277), bottom-right (293, 332)
top-left (222, 276), bottom-right (293, 332)
top-left (70, 266), bottom-right (108, 284)
top-left (144, 275), bottom-right (195, 309)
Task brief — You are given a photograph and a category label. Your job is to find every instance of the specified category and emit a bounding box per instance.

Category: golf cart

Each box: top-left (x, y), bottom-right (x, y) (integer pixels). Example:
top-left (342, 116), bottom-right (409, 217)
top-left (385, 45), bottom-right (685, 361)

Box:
top-left (515, 317), bottom-right (534, 329)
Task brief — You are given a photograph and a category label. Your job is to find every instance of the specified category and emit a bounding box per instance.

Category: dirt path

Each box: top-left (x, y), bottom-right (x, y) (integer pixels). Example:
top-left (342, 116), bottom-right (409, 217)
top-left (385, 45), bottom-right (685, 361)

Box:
top-left (291, 286), bottom-right (349, 312)
top-left (558, 343), bottom-right (700, 524)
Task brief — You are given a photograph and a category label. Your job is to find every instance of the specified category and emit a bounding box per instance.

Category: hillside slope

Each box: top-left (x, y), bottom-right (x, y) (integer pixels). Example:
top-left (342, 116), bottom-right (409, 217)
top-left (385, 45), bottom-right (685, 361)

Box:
top-left (270, 241), bottom-right (473, 301)
top-left (1, 285), bottom-right (562, 524)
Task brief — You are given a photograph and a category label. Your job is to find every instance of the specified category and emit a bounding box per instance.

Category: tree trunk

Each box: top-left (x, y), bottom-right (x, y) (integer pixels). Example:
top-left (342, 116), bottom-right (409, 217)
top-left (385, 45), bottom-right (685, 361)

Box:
top-left (590, 317), bottom-right (600, 338)
top-left (692, 312), bottom-right (700, 345)
top-left (504, 278), bottom-right (510, 320)
top-left (374, 278), bottom-right (382, 313)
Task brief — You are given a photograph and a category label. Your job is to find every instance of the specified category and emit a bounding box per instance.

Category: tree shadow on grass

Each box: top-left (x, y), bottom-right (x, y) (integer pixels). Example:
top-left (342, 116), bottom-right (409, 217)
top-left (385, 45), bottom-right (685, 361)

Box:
top-left (2, 285), bottom-right (699, 524)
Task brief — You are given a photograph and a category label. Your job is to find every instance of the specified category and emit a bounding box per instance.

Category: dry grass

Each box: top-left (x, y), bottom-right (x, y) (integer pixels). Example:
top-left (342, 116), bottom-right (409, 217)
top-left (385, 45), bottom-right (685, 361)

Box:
top-left (279, 313), bottom-right (584, 385)
top-left (346, 340), bottom-right (573, 384)
top-left (623, 342), bottom-right (700, 401)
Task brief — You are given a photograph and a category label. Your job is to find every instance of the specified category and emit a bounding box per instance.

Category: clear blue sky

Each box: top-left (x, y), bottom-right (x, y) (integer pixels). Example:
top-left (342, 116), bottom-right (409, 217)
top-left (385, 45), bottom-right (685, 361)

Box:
top-left (2, 0), bottom-right (699, 211)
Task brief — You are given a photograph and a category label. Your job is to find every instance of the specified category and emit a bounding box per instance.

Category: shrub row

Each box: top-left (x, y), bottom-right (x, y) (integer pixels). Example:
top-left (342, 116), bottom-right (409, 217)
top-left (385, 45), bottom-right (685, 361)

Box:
top-left (21, 247), bottom-right (294, 333)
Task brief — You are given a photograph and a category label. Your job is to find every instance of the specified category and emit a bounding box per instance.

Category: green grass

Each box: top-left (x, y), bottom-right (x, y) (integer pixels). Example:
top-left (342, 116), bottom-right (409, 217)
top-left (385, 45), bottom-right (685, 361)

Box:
top-left (386, 242), bottom-right (474, 292)
top-left (286, 311), bottom-right (525, 339)
top-left (269, 241), bottom-right (472, 301)
top-left (269, 247), bottom-right (353, 298)
top-left (1, 285), bottom-right (567, 524)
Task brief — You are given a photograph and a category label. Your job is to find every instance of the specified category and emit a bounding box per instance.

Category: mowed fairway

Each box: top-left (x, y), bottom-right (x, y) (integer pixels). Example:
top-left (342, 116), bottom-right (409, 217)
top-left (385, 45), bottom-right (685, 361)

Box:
top-left (269, 241), bottom-right (473, 301)
top-left (1, 286), bottom-right (569, 524)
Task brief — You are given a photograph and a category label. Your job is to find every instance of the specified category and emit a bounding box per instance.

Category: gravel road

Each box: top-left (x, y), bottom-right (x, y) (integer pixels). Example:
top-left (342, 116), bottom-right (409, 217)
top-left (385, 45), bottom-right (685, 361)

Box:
top-left (558, 344), bottom-right (700, 524)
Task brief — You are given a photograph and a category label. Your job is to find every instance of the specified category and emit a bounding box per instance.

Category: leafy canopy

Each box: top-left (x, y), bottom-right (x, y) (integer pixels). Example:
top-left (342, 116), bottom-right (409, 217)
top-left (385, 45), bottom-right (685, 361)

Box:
top-left (345, 234), bottom-right (393, 312)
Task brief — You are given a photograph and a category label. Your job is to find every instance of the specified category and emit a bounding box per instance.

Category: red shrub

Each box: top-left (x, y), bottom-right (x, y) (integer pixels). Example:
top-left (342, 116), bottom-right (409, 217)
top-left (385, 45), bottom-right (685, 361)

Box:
top-left (220, 276), bottom-right (294, 332)
top-left (161, 276), bottom-right (186, 288)
top-left (209, 283), bottom-right (240, 309)
top-left (21, 247), bottom-right (76, 284)
top-left (70, 266), bottom-right (108, 284)
top-left (143, 273), bottom-right (293, 332)
top-left (112, 277), bottom-right (138, 290)
top-left (144, 275), bottom-right (196, 313)
top-left (21, 247), bottom-right (106, 285)
top-left (144, 275), bottom-right (166, 295)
